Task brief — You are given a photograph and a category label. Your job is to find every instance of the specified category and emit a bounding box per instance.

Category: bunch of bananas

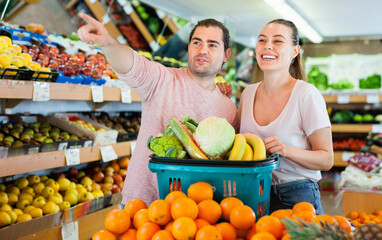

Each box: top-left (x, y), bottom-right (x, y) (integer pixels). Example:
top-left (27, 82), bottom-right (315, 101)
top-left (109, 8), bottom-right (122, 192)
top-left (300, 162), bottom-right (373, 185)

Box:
top-left (227, 133), bottom-right (266, 161)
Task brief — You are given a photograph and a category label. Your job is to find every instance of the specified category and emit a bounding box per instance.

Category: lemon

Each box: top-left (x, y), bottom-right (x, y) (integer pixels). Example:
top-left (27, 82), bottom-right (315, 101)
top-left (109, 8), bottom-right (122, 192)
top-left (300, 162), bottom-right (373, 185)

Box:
top-left (29, 208), bottom-right (43, 218)
top-left (7, 193), bottom-right (18, 206)
top-left (0, 36), bottom-right (12, 48)
top-left (11, 44), bottom-right (22, 55)
top-left (16, 213), bottom-right (32, 223)
top-left (0, 192), bottom-right (8, 205)
top-left (23, 205), bottom-right (35, 214)
top-left (0, 54), bottom-right (12, 68)
top-left (0, 211), bottom-right (11, 227)
top-left (13, 208), bottom-right (23, 216)
top-left (11, 58), bottom-right (23, 68)
top-left (6, 210), bottom-right (17, 224)
top-left (0, 204), bottom-right (12, 212)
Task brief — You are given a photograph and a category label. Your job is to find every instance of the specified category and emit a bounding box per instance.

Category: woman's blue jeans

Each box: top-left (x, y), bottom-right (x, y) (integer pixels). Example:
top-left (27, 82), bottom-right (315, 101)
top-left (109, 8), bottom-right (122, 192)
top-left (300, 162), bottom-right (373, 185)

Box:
top-left (269, 179), bottom-right (324, 215)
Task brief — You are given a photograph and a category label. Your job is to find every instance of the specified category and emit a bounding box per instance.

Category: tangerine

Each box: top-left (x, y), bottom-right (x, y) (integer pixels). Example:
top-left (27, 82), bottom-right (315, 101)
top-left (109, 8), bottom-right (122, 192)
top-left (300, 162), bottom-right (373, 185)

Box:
top-left (255, 216), bottom-right (284, 239)
top-left (197, 199), bottom-right (222, 224)
top-left (195, 225), bottom-right (223, 240)
top-left (152, 230), bottom-right (175, 240)
top-left (332, 215), bottom-right (351, 233)
top-left (171, 197), bottom-right (198, 220)
top-left (164, 220), bottom-right (174, 232)
top-left (119, 229), bottom-right (137, 240)
top-left (92, 230), bottom-right (116, 240)
top-left (165, 191), bottom-right (187, 205)
top-left (293, 210), bottom-right (317, 224)
top-left (124, 199), bottom-right (147, 219)
top-left (229, 205), bottom-right (256, 230)
top-left (136, 222), bottom-right (161, 240)
top-left (187, 182), bottom-right (213, 204)
top-left (315, 214), bottom-right (337, 227)
top-left (220, 197), bottom-right (244, 221)
top-left (292, 202), bottom-right (316, 215)
top-left (250, 232), bottom-right (276, 240)
top-left (246, 225), bottom-right (257, 240)
top-left (133, 209), bottom-right (150, 229)
top-left (147, 199), bottom-right (171, 226)
top-left (104, 209), bottom-right (130, 234)
top-left (270, 209), bottom-right (293, 221)
top-left (348, 211), bottom-right (358, 220)
top-left (215, 222), bottom-right (237, 240)
top-left (172, 217), bottom-right (197, 240)
top-left (194, 218), bottom-right (210, 230)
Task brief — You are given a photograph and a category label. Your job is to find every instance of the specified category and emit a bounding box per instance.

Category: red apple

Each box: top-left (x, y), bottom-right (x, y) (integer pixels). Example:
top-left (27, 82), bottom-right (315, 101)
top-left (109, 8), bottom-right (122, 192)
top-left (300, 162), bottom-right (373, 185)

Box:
top-left (113, 174), bottom-right (123, 183)
top-left (92, 183), bottom-right (101, 191)
top-left (116, 181), bottom-right (124, 190)
top-left (56, 172), bottom-right (66, 179)
top-left (93, 171), bottom-right (104, 183)
top-left (111, 184), bottom-right (121, 194)
top-left (68, 167), bottom-right (79, 178)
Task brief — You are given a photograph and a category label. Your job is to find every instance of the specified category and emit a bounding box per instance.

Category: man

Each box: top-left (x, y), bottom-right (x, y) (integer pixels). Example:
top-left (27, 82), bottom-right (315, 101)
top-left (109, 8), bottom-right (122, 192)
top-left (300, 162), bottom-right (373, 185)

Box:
top-left (77, 13), bottom-right (238, 205)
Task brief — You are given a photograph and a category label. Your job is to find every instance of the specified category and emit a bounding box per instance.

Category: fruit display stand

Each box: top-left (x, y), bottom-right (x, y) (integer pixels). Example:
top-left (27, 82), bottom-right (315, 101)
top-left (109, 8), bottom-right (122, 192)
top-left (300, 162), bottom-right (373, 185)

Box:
top-left (342, 191), bottom-right (382, 216)
top-left (0, 192), bottom-right (121, 239)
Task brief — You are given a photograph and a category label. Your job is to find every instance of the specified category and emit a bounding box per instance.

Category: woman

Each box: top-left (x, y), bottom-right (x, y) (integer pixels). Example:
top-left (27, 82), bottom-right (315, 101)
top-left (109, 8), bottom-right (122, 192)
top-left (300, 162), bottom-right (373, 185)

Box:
top-left (221, 19), bottom-right (333, 214)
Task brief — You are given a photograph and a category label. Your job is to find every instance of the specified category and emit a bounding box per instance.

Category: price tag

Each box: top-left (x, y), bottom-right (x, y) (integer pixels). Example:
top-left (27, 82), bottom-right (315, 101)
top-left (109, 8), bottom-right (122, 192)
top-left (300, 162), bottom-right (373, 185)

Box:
top-left (337, 95), bottom-right (349, 104)
top-left (58, 142), bottom-right (69, 150)
top-left (156, 9), bottom-right (166, 19)
top-left (130, 141), bottom-right (136, 154)
top-left (65, 149), bottom-right (80, 166)
top-left (372, 124), bottom-right (382, 133)
top-left (123, 4), bottom-right (133, 14)
top-left (91, 86), bottom-right (103, 102)
top-left (88, 0), bottom-right (97, 4)
top-left (121, 87), bottom-right (132, 103)
top-left (102, 14), bottom-right (111, 25)
top-left (62, 221), bottom-right (79, 240)
top-left (367, 94), bottom-right (379, 104)
top-left (33, 82), bottom-right (50, 101)
top-left (117, 0), bottom-right (127, 6)
top-left (84, 140), bottom-right (93, 147)
top-left (149, 41), bottom-right (160, 51)
top-left (341, 151), bottom-right (355, 161)
top-left (100, 145), bottom-right (118, 162)
top-left (117, 35), bottom-right (127, 44)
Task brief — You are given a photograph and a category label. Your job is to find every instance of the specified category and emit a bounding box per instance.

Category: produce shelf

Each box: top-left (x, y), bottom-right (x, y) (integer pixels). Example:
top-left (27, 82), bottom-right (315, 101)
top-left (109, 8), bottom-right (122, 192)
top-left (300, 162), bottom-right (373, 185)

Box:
top-left (331, 124), bottom-right (372, 133)
top-left (0, 79), bottom-right (140, 101)
top-left (0, 141), bottom-right (134, 177)
top-left (333, 151), bottom-right (353, 167)
top-left (324, 94), bottom-right (382, 103)
top-left (342, 191), bottom-right (382, 216)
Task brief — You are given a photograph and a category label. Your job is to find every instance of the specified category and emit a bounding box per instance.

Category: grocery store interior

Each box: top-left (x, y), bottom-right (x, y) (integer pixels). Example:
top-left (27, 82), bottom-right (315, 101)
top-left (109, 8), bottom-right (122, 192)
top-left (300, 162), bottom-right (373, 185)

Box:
top-left (0, 0), bottom-right (382, 239)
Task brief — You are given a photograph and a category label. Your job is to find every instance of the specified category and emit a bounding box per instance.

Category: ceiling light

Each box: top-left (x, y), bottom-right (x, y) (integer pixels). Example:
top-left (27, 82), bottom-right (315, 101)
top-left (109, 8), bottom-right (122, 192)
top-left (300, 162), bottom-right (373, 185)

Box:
top-left (263, 0), bottom-right (323, 43)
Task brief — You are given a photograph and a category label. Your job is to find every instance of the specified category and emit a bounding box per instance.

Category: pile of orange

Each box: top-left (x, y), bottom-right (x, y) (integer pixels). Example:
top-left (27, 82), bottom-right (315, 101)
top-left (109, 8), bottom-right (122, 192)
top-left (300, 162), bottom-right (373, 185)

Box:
top-left (347, 210), bottom-right (382, 227)
top-left (92, 182), bottom-right (352, 240)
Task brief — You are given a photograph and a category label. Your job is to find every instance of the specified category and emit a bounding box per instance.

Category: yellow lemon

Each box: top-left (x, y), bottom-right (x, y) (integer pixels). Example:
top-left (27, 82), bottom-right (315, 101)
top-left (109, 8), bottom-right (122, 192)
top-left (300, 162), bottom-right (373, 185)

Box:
top-left (20, 53), bottom-right (32, 66)
top-left (29, 208), bottom-right (43, 218)
top-left (13, 208), bottom-right (23, 216)
top-left (0, 211), bottom-right (11, 227)
top-left (0, 54), bottom-right (12, 67)
top-left (6, 210), bottom-right (17, 224)
top-left (0, 36), bottom-right (12, 48)
top-left (16, 213), bottom-right (32, 223)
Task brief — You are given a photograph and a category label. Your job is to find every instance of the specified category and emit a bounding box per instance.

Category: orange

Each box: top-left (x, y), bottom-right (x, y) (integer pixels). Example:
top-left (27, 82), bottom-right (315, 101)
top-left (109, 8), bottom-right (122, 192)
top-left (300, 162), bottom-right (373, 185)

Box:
top-left (348, 211), bottom-right (359, 220)
top-left (118, 157), bottom-right (130, 168)
top-left (270, 209), bottom-right (293, 221)
top-left (147, 199), bottom-right (171, 226)
top-left (194, 218), bottom-right (210, 230)
top-left (220, 197), bottom-right (244, 221)
top-left (187, 182), bottom-right (213, 204)
top-left (164, 220), bottom-right (174, 232)
top-left (255, 216), bottom-right (284, 239)
top-left (119, 229), bottom-right (137, 240)
top-left (375, 210), bottom-right (382, 216)
top-left (104, 209), bottom-right (131, 235)
top-left (332, 215), bottom-right (351, 233)
top-left (110, 162), bottom-right (120, 172)
top-left (133, 209), bottom-right (150, 229)
top-left (92, 230), bottom-right (116, 240)
top-left (172, 217), bottom-right (197, 240)
top-left (292, 202), bottom-right (316, 215)
top-left (250, 232), bottom-right (277, 240)
top-left (152, 230), bottom-right (175, 240)
top-left (197, 199), bottom-right (222, 224)
top-left (229, 205), bottom-right (256, 230)
top-left (136, 222), bottom-right (161, 240)
top-left (215, 222), bottom-right (237, 240)
top-left (246, 225), bottom-right (257, 240)
top-left (165, 191), bottom-right (187, 205)
top-left (315, 214), bottom-right (337, 227)
top-left (236, 228), bottom-right (248, 239)
top-left (281, 233), bottom-right (292, 240)
top-left (171, 197), bottom-right (198, 220)
top-left (195, 225), bottom-right (223, 240)
top-left (293, 210), bottom-right (317, 224)
top-left (125, 199), bottom-right (147, 219)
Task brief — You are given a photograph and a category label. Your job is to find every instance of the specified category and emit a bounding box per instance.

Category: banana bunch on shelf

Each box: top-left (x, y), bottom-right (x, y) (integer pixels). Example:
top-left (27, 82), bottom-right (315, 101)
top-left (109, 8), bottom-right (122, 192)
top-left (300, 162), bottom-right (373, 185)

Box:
top-left (227, 133), bottom-right (267, 161)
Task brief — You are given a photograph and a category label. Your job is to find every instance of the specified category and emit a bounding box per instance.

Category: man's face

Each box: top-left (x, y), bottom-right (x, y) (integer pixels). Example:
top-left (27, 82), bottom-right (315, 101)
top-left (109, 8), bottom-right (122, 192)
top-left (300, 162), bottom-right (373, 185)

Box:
top-left (188, 26), bottom-right (230, 78)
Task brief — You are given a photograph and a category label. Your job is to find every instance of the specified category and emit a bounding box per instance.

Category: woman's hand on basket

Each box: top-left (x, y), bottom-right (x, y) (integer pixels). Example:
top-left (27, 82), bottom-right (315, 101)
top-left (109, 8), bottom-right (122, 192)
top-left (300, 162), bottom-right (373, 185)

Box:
top-left (263, 136), bottom-right (288, 158)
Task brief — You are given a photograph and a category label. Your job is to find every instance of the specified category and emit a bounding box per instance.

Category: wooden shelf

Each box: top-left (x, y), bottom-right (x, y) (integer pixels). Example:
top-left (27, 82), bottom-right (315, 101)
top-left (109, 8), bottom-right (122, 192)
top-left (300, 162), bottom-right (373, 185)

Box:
top-left (20, 204), bottom-right (119, 240)
top-left (0, 141), bottom-right (133, 177)
top-left (333, 151), bottom-right (353, 167)
top-left (324, 94), bottom-right (382, 103)
top-left (331, 124), bottom-right (372, 133)
top-left (0, 80), bottom-right (140, 101)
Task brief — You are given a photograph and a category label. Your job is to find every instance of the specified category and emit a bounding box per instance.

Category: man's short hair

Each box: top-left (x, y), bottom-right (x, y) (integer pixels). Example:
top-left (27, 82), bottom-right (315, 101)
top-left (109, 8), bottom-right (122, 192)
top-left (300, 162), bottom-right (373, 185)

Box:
top-left (189, 19), bottom-right (230, 51)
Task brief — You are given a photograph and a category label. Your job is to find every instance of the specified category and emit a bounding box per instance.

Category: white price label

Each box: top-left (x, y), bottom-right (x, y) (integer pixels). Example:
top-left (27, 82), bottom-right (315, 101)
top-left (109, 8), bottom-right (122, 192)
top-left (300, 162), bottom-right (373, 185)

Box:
top-left (156, 9), bottom-right (166, 19)
top-left (58, 142), bottom-right (69, 150)
top-left (62, 221), bottom-right (79, 240)
top-left (341, 151), bottom-right (355, 161)
top-left (91, 86), bottom-right (103, 102)
top-left (65, 149), bottom-right (80, 166)
top-left (117, 0), bottom-right (127, 6)
top-left (367, 94), bottom-right (379, 104)
top-left (372, 124), bottom-right (382, 133)
top-left (84, 140), bottom-right (93, 147)
top-left (33, 82), bottom-right (50, 101)
top-left (121, 87), bottom-right (132, 103)
top-left (117, 35), bottom-right (127, 44)
top-left (123, 4), bottom-right (133, 14)
top-left (149, 41), bottom-right (160, 51)
top-left (130, 141), bottom-right (136, 154)
top-left (100, 145), bottom-right (118, 162)
top-left (88, 0), bottom-right (97, 4)
top-left (102, 14), bottom-right (111, 25)
top-left (337, 95), bottom-right (349, 104)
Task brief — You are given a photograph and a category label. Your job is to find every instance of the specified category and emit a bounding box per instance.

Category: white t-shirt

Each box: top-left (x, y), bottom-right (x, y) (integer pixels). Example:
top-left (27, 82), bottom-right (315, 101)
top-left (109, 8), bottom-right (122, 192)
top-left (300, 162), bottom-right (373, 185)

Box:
top-left (239, 80), bottom-right (331, 184)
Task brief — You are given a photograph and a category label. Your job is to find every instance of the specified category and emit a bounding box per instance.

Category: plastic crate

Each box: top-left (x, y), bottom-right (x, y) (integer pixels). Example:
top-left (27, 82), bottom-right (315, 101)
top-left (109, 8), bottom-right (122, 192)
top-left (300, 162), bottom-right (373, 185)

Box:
top-left (149, 155), bottom-right (279, 218)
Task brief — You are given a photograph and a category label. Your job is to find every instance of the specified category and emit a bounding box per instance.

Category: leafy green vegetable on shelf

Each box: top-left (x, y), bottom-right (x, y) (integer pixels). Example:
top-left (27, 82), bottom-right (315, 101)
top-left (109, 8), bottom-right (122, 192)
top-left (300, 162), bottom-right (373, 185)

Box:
top-left (331, 110), bottom-right (354, 123)
top-left (329, 78), bottom-right (354, 90)
top-left (147, 135), bottom-right (186, 158)
top-left (359, 74), bottom-right (381, 89)
top-left (308, 67), bottom-right (328, 91)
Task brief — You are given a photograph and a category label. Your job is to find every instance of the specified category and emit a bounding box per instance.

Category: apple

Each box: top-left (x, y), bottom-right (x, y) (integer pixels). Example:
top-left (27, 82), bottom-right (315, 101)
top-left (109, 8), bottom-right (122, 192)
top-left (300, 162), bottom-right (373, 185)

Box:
top-left (104, 176), bottom-right (114, 184)
top-left (116, 181), bottom-right (124, 190)
top-left (92, 183), bottom-right (101, 191)
top-left (93, 171), bottom-right (104, 183)
top-left (111, 184), bottom-right (121, 194)
top-left (102, 182), bottom-right (113, 191)
top-left (119, 169), bottom-right (127, 179)
top-left (113, 174), bottom-right (123, 183)
top-left (56, 172), bottom-right (66, 179)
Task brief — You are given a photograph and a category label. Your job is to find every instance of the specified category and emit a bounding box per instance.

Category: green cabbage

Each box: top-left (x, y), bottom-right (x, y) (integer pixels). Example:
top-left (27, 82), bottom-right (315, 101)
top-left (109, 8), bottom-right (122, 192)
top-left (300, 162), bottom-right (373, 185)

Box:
top-left (194, 117), bottom-right (235, 159)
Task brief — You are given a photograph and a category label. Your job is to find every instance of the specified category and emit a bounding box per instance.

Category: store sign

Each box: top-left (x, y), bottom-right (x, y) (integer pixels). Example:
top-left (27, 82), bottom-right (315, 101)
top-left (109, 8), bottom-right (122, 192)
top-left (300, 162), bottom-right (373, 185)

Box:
top-left (121, 87), bottom-right (132, 103)
top-left (33, 82), bottom-right (50, 101)
top-left (65, 149), bottom-right (80, 166)
top-left (91, 86), bottom-right (103, 102)
top-left (100, 145), bottom-right (118, 162)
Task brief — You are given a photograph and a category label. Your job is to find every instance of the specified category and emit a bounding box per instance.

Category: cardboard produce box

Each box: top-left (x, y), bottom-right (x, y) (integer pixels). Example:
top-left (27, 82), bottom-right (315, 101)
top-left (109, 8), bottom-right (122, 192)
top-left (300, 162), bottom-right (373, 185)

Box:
top-left (49, 113), bottom-right (118, 146)
top-left (0, 193), bottom-right (122, 239)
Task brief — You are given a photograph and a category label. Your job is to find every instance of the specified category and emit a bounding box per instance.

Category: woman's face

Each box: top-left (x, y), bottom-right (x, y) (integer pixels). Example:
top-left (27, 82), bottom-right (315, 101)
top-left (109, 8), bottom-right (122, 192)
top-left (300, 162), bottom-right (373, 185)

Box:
top-left (255, 23), bottom-right (299, 73)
